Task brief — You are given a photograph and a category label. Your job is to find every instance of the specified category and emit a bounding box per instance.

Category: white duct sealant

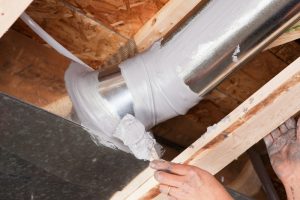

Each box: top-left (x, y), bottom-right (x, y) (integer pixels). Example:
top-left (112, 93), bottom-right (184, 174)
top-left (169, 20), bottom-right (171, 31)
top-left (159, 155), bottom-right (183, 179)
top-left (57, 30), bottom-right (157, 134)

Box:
top-left (21, 13), bottom-right (161, 160)
top-left (65, 62), bottom-right (164, 160)
top-left (65, 63), bottom-right (126, 151)
top-left (232, 45), bottom-right (241, 63)
top-left (119, 0), bottom-right (274, 128)
top-left (113, 114), bottom-right (162, 160)
top-left (120, 43), bottom-right (201, 128)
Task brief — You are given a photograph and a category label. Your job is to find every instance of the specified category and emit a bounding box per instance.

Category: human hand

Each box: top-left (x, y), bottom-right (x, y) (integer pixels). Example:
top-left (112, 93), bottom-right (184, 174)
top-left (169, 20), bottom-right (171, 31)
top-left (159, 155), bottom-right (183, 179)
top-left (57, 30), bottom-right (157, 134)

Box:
top-left (150, 160), bottom-right (233, 200)
top-left (264, 118), bottom-right (300, 200)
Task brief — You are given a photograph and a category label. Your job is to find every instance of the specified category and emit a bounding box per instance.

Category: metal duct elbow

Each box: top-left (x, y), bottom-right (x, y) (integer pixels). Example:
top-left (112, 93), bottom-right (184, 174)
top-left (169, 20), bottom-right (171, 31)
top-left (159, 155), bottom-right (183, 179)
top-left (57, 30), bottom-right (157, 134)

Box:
top-left (65, 0), bottom-right (300, 151)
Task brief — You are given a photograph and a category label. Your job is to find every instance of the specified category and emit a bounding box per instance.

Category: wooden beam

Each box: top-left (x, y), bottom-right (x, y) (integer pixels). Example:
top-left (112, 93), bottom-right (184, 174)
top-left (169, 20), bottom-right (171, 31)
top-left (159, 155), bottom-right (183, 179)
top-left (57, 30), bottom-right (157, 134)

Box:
top-left (112, 57), bottom-right (300, 199)
top-left (0, 30), bottom-right (71, 117)
top-left (134, 0), bottom-right (206, 52)
top-left (0, 0), bottom-right (33, 38)
top-left (267, 20), bottom-right (300, 50)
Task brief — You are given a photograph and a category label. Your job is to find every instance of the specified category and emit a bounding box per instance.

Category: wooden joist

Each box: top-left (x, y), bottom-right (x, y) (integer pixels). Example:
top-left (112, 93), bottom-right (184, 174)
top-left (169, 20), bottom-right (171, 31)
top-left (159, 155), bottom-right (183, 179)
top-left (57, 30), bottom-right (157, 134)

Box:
top-left (134, 0), bottom-right (207, 52)
top-left (267, 21), bottom-right (300, 49)
top-left (0, 0), bottom-right (33, 38)
top-left (112, 57), bottom-right (300, 199)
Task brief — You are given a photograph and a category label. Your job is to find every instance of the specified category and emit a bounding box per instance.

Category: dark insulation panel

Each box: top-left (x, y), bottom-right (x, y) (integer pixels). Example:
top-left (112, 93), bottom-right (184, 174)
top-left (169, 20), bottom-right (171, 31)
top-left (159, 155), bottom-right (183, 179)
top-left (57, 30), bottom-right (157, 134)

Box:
top-left (0, 93), bottom-right (148, 200)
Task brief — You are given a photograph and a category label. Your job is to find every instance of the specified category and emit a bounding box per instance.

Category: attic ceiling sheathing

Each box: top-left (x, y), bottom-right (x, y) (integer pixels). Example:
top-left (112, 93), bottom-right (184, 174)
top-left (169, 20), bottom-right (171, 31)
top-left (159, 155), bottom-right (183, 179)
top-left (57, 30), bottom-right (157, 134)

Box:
top-left (16, 0), bottom-right (172, 69)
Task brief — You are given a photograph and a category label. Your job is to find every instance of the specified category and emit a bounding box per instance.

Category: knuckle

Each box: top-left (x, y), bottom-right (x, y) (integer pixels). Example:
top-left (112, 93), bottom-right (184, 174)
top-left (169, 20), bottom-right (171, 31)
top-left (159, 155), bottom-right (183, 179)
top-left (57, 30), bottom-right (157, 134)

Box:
top-left (167, 163), bottom-right (173, 172)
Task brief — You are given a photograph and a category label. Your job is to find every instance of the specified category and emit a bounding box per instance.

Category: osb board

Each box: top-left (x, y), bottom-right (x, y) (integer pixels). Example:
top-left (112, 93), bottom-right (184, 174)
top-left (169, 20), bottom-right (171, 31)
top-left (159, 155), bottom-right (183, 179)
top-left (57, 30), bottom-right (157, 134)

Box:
top-left (0, 30), bottom-right (70, 108)
top-left (23, 0), bottom-right (129, 69)
top-left (64, 0), bottom-right (169, 38)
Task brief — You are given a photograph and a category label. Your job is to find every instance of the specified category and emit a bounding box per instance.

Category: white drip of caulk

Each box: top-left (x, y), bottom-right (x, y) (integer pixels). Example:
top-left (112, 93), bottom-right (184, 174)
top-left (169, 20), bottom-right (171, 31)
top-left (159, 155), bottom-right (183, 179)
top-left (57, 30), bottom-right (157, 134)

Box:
top-left (114, 114), bottom-right (162, 160)
top-left (20, 12), bottom-right (161, 160)
top-left (232, 44), bottom-right (240, 63)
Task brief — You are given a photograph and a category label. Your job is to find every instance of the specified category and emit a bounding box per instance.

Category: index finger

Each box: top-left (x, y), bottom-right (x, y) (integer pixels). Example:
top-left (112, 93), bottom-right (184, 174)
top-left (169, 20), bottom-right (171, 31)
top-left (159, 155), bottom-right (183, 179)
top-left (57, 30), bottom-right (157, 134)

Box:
top-left (150, 160), bottom-right (191, 175)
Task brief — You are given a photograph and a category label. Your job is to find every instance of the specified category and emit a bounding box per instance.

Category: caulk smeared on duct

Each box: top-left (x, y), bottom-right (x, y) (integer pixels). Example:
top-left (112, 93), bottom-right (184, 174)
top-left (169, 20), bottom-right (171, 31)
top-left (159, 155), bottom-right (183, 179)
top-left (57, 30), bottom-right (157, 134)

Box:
top-left (65, 62), bottom-right (163, 160)
top-left (21, 13), bottom-right (164, 161)
top-left (21, 0), bottom-right (300, 160)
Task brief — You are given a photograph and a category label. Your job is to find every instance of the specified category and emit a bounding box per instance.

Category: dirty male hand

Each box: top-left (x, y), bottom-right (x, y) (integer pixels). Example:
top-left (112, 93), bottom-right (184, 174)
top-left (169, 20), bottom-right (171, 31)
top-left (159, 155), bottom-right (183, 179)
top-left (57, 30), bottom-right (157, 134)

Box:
top-left (264, 117), bottom-right (300, 200)
top-left (150, 160), bottom-right (233, 200)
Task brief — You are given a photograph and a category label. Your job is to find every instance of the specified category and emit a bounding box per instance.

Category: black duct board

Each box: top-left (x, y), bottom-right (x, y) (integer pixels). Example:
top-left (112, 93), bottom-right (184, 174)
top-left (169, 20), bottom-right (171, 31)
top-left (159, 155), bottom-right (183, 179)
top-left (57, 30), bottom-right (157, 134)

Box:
top-left (0, 93), bottom-right (148, 199)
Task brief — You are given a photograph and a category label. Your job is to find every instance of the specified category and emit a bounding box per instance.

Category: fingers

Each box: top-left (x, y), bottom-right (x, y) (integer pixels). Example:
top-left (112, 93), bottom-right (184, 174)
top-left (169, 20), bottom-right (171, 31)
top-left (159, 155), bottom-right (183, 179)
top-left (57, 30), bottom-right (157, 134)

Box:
top-left (286, 129), bottom-right (296, 141)
top-left (150, 160), bottom-right (191, 176)
top-left (285, 118), bottom-right (297, 141)
top-left (159, 185), bottom-right (185, 199)
top-left (297, 118), bottom-right (300, 141)
top-left (154, 171), bottom-right (185, 188)
top-left (264, 134), bottom-right (273, 148)
top-left (285, 118), bottom-right (296, 129)
top-left (279, 124), bottom-right (288, 134)
top-left (271, 128), bottom-right (281, 140)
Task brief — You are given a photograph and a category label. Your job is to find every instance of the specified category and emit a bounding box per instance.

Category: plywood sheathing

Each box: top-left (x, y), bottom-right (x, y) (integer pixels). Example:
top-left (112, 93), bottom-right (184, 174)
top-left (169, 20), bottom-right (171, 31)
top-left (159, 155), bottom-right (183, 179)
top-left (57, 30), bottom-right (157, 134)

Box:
top-left (64, 0), bottom-right (169, 38)
top-left (22, 0), bottom-right (131, 69)
top-left (0, 30), bottom-right (70, 112)
top-left (13, 0), bottom-right (168, 69)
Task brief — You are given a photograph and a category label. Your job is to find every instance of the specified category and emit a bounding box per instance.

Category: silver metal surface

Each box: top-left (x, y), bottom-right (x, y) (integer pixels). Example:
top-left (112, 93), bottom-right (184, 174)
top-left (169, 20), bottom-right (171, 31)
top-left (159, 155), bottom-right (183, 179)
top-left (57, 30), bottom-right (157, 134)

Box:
top-left (180, 0), bottom-right (300, 95)
top-left (96, 0), bottom-right (300, 119)
top-left (97, 73), bottom-right (134, 118)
